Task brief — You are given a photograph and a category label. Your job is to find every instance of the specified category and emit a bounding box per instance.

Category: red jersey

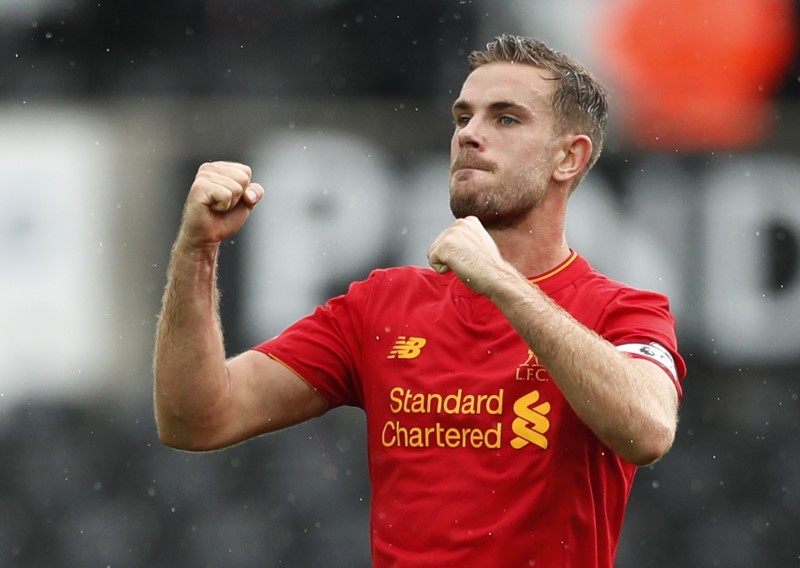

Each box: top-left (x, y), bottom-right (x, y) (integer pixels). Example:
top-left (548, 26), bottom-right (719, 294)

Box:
top-left (254, 252), bottom-right (686, 567)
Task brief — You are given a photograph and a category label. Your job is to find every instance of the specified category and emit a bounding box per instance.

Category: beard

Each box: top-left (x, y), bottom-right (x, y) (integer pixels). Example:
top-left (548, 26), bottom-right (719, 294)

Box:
top-left (449, 153), bottom-right (550, 230)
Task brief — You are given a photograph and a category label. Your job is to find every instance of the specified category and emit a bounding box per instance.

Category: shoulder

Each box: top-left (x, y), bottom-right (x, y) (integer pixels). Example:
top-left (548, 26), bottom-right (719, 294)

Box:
top-left (337, 265), bottom-right (456, 316)
top-left (559, 256), bottom-right (677, 337)
top-left (597, 275), bottom-right (673, 313)
top-left (354, 265), bottom-right (450, 291)
top-left (575, 256), bottom-right (671, 308)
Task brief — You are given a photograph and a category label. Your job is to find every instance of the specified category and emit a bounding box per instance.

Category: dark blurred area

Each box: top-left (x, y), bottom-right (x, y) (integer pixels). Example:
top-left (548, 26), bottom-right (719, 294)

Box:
top-left (0, 401), bottom-right (371, 567)
top-left (5, 0), bottom-right (800, 100)
top-left (1, 1), bottom-right (800, 567)
top-left (3, 0), bottom-right (476, 98)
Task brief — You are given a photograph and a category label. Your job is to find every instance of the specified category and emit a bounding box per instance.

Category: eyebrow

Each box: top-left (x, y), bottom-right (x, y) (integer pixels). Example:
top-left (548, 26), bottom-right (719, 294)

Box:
top-left (451, 100), bottom-right (532, 115)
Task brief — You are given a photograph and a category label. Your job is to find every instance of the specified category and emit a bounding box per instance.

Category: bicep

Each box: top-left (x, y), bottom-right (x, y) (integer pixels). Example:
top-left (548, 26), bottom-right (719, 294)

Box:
top-left (212, 350), bottom-right (328, 448)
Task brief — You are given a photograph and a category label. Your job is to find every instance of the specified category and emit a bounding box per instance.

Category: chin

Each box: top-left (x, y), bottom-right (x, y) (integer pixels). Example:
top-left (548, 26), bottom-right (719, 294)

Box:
top-left (450, 196), bottom-right (536, 230)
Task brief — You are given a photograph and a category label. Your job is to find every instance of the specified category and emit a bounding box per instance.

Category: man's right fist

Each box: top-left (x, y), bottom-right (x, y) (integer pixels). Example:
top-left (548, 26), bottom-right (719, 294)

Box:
top-left (178, 161), bottom-right (265, 250)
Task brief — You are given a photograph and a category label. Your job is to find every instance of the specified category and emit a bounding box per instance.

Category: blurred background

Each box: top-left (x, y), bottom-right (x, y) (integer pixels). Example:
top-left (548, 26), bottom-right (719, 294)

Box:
top-left (1, 0), bottom-right (799, 566)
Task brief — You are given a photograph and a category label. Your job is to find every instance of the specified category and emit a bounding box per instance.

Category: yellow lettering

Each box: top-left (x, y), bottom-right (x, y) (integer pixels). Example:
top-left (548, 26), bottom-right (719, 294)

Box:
top-left (443, 390), bottom-right (462, 413)
top-left (387, 387), bottom-right (505, 415)
top-left (485, 423), bottom-right (501, 448)
top-left (407, 426), bottom-right (423, 447)
top-left (461, 393), bottom-right (476, 414)
top-left (389, 387), bottom-right (404, 414)
top-left (382, 420), bottom-right (397, 446)
top-left (424, 425), bottom-right (436, 446)
top-left (427, 392), bottom-right (443, 413)
top-left (381, 420), bottom-right (503, 449)
top-left (409, 393), bottom-right (426, 414)
top-left (515, 366), bottom-right (535, 381)
top-left (383, 387), bottom-right (509, 450)
top-left (486, 390), bottom-right (503, 414)
top-left (469, 427), bottom-right (484, 448)
top-left (443, 427), bottom-right (460, 447)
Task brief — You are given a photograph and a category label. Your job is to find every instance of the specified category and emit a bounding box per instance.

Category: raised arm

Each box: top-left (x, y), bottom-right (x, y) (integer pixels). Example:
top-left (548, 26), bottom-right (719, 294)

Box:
top-left (153, 161), bottom-right (326, 451)
top-left (428, 217), bottom-right (679, 466)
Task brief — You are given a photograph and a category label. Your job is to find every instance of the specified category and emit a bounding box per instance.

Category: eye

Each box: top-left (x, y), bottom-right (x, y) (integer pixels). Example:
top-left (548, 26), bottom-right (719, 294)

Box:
top-left (499, 115), bottom-right (518, 126)
top-left (453, 114), bottom-right (471, 127)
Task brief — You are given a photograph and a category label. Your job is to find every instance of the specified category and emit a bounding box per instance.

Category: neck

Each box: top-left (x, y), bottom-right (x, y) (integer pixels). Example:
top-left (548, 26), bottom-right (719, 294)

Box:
top-left (488, 189), bottom-right (570, 278)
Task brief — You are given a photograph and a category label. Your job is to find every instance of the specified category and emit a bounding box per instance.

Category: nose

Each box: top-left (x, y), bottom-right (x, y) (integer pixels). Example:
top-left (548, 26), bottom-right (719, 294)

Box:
top-left (455, 118), bottom-right (485, 151)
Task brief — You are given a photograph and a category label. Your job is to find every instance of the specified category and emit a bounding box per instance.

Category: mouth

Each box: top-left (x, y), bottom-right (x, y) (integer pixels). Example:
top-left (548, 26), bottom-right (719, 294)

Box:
top-left (450, 161), bottom-right (493, 175)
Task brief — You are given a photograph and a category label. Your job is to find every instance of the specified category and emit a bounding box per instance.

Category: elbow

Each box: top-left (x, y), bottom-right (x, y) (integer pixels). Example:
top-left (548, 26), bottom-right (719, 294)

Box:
top-left (623, 418), bottom-right (676, 467)
top-left (156, 422), bottom-right (209, 452)
top-left (156, 425), bottom-right (225, 452)
top-left (157, 428), bottom-right (201, 452)
top-left (154, 389), bottom-right (229, 452)
top-left (154, 409), bottom-right (226, 452)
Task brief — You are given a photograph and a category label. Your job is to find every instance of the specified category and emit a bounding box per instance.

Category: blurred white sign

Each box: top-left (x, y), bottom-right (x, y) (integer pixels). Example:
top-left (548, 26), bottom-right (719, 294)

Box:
top-left (0, 108), bottom-right (114, 400)
top-left (244, 130), bottom-right (800, 366)
top-left (0, 0), bottom-right (60, 21)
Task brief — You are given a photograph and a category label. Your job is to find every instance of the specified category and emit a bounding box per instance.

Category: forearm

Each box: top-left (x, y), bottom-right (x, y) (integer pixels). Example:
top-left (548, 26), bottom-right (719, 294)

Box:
top-left (488, 267), bottom-right (676, 465)
top-left (153, 241), bottom-right (230, 448)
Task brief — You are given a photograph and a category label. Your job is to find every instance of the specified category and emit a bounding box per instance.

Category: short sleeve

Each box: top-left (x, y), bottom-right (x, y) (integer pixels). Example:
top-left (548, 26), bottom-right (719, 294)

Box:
top-left (251, 278), bottom-right (373, 410)
top-left (599, 288), bottom-right (687, 395)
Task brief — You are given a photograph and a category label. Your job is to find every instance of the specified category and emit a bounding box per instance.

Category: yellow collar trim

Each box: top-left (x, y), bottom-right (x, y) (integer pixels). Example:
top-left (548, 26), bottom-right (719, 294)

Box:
top-left (529, 251), bottom-right (578, 283)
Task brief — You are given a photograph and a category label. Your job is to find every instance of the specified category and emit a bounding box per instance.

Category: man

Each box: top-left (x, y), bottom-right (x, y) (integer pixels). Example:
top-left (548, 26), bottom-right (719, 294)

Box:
top-left (154, 34), bottom-right (686, 567)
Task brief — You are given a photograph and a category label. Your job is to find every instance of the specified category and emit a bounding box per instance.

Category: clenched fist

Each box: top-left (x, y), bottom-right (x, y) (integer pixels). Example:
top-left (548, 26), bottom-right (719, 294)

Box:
top-left (178, 161), bottom-right (265, 250)
top-left (427, 216), bottom-right (511, 296)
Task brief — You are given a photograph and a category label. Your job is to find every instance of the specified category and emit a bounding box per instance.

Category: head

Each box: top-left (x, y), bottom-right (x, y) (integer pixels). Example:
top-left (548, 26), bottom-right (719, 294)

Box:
top-left (449, 35), bottom-right (608, 228)
top-left (468, 35), bottom-right (608, 186)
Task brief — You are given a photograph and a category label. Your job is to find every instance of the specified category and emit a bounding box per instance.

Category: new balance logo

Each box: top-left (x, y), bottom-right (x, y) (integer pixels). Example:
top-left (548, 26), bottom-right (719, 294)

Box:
top-left (387, 336), bottom-right (427, 359)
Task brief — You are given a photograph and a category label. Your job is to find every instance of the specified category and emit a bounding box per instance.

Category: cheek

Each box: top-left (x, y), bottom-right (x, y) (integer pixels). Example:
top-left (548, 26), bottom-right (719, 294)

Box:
top-left (449, 135), bottom-right (459, 160)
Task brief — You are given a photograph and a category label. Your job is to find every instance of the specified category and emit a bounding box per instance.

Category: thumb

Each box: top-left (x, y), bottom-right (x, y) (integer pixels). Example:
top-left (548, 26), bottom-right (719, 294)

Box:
top-left (427, 247), bottom-right (450, 274)
top-left (243, 182), bottom-right (265, 208)
top-left (430, 260), bottom-right (450, 274)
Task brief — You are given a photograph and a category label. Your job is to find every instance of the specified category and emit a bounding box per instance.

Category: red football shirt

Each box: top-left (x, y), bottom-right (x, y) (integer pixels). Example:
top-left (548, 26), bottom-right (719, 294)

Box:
top-left (254, 252), bottom-right (686, 567)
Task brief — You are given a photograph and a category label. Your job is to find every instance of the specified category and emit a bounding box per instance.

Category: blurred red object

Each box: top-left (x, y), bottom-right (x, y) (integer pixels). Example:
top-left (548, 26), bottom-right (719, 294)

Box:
top-left (600, 0), bottom-right (797, 149)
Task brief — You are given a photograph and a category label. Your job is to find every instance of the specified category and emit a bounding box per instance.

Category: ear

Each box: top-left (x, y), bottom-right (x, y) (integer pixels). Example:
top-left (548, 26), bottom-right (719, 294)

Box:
top-left (552, 134), bottom-right (593, 184)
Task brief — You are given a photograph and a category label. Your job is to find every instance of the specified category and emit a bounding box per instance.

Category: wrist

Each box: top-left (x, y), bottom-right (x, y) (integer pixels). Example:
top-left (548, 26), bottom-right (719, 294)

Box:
top-left (486, 267), bottom-right (549, 320)
top-left (485, 262), bottom-right (529, 299)
top-left (172, 238), bottom-right (221, 263)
